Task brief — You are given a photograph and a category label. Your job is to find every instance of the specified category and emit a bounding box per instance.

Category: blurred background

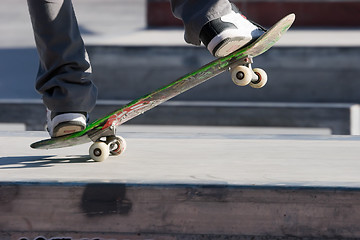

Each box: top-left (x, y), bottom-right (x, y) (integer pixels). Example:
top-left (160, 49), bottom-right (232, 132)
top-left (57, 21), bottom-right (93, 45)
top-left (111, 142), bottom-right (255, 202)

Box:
top-left (1, 0), bottom-right (360, 135)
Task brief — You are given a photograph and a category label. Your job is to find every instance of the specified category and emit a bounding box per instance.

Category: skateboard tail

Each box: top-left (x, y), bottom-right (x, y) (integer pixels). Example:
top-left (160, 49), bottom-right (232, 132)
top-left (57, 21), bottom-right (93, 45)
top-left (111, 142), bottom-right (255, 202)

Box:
top-left (234, 13), bottom-right (295, 59)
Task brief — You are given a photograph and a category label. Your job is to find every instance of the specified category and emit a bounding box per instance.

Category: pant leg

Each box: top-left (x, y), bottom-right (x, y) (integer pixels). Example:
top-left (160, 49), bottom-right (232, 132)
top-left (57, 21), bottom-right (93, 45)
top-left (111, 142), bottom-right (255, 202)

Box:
top-left (170, 0), bottom-right (232, 45)
top-left (27, 0), bottom-right (97, 113)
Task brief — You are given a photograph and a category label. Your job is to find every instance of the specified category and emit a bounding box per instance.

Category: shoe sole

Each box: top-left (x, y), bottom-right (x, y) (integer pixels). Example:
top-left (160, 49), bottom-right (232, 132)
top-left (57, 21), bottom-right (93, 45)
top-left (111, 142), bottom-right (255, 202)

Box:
top-left (212, 36), bottom-right (251, 57)
top-left (52, 122), bottom-right (85, 138)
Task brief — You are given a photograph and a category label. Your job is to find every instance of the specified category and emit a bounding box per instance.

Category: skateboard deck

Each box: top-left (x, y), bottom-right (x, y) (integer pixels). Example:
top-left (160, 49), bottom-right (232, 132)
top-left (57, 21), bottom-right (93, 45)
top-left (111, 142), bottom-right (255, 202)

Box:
top-left (31, 13), bottom-right (295, 161)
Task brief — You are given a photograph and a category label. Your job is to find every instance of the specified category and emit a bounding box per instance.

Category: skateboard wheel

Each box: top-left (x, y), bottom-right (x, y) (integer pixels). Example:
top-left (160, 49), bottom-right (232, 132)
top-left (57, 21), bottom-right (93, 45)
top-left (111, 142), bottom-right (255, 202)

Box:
top-left (231, 65), bottom-right (252, 86)
top-left (250, 68), bottom-right (268, 89)
top-left (108, 136), bottom-right (127, 156)
top-left (89, 141), bottom-right (110, 162)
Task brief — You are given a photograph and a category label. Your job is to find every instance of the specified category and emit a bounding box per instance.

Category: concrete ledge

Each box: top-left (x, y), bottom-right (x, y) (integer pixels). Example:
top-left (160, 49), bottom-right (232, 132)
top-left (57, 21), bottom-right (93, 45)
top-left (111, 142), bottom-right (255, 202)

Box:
top-left (5, 45), bottom-right (360, 105)
top-left (2, 183), bottom-right (360, 239)
top-left (147, 0), bottom-right (360, 27)
top-left (2, 131), bottom-right (360, 238)
top-left (97, 100), bottom-right (360, 135)
top-left (86, 46), bottom-right (360, 103)
top-left (1, 99), bottom-right (359, 135)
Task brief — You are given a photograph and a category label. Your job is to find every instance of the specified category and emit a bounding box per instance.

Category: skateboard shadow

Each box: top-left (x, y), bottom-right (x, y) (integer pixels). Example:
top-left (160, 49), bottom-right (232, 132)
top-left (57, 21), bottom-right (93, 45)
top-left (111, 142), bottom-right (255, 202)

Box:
top-left (0, 155), bottom-right (92, 169)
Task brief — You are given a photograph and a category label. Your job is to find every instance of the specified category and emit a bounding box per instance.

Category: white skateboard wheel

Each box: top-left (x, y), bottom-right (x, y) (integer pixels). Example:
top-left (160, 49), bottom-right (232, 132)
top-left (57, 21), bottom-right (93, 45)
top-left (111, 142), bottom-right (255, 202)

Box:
top-left (89, 141), bottom-right (110, 162)
top-left (109, 136), bottom-right (127, 156)
top-left (250, 68), bottom-right (268, 89)
top-left (231, 65), bottom-right (252, 86)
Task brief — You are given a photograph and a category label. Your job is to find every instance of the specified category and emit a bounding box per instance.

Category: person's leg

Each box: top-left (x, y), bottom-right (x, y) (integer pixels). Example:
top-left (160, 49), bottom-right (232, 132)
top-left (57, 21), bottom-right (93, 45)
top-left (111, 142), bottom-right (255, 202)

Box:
top-left (171, 0), bottom-right (231, 45)
top-left (27, 0), bottom-right (97, 137)
top-left (27, 0), bottom-right (97, 113)
top-left (170, 0), bottom-right (265, 57)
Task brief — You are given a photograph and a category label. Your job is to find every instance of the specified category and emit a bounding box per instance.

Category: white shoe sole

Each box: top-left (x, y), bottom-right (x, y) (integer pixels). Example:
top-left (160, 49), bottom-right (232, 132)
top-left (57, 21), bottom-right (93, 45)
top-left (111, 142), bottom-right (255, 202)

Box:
top-left (47, 112), bottom-right (87, 137)
top-left (208, 29), bottom-right (251, 57)
top-left (207, 11), bottom-right (264, 57)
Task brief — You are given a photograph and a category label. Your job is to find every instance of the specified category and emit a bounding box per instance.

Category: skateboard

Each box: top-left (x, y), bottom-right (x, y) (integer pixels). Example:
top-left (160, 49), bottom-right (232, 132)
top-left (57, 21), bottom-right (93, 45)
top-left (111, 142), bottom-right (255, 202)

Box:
top-left (31, 13), bottom-right (295, 162)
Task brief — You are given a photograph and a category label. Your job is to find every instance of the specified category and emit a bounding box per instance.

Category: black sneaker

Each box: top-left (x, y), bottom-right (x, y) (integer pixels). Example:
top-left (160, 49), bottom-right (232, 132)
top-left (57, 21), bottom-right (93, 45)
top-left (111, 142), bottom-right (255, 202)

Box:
top-left (200, 5), bottom-right (266, 57)
top-left (46, 109), bottom-right (88, 137)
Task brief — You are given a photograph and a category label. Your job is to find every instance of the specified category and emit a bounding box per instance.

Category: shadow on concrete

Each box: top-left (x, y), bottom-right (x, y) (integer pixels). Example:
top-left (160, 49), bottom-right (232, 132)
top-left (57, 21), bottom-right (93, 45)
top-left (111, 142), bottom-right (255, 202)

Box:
top-left (0, 155), bottom-right (92, 169)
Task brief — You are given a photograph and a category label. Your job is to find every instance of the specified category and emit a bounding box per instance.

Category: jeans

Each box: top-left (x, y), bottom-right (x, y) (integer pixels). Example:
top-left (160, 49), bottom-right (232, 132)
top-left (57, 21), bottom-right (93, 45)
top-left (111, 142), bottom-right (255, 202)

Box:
top-left (27, 0), bottom-right (232, 113)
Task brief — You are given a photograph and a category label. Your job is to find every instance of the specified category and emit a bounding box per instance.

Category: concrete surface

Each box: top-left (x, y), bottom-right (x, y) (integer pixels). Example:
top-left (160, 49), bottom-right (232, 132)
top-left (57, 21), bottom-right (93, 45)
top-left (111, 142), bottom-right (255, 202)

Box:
top-left (0, 98), bottom-right (357, 135)
top-left (1, 128), bottom-right (360, 239)
top-left (1, 128), bottom-right (359, 186)
top-left (3, 183), bottom-right (360, 240)
top-left (85, 46), bottom-right (360, 103)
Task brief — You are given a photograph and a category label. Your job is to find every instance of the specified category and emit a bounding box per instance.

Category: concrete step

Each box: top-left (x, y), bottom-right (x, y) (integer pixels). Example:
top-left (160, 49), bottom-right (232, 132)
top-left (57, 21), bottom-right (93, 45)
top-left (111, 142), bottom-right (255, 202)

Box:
top-left (4, 45), bottom-right (360, 103)
top-left (1, 130), bottom-right (360, 239)
top-left (86, 45), bottom-right (360, 103)
top-left (1, 99), bottom-right (358, 135)
top-left (3, 27), bottom-right (360, 103)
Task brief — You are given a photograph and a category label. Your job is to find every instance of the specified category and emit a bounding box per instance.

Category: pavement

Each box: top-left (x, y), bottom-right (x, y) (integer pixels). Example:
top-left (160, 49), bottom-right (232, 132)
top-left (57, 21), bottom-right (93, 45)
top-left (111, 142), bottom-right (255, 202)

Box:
top-left (1, 126), bottom-right (359, 187)
top-left (2, 126), bottom-right (360, 239)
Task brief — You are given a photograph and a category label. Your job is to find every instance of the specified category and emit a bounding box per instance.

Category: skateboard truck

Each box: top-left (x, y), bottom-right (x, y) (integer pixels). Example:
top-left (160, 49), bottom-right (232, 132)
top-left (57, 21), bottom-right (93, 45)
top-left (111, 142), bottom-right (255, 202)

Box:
top-left (88, 126), bottom-right (126, 162)
top-left (88, 125), bottom-right (116, 142)
top-left (229, 55), bottom-right (268, 88)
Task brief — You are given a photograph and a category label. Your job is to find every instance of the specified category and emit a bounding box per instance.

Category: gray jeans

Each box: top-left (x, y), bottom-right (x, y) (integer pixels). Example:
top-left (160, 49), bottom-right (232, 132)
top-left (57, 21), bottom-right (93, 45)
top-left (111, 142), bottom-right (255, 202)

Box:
top-left (27, 0), bottom-right (232, 113)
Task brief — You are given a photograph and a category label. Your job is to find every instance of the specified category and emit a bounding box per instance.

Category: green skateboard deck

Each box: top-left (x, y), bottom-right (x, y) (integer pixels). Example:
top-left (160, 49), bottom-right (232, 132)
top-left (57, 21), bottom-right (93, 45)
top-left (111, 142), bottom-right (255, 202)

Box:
top-left (31, 13), bottom-right (295, 161)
